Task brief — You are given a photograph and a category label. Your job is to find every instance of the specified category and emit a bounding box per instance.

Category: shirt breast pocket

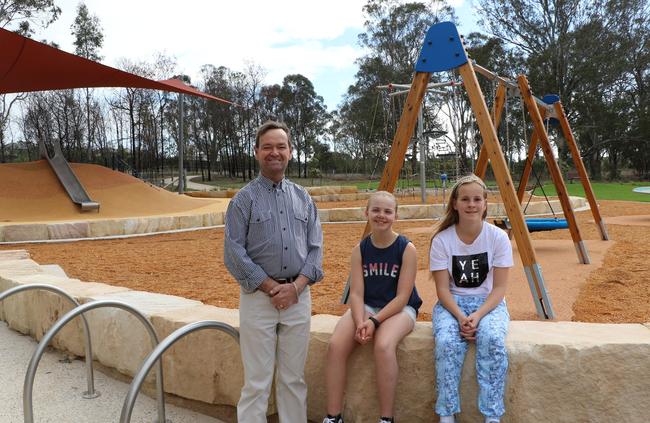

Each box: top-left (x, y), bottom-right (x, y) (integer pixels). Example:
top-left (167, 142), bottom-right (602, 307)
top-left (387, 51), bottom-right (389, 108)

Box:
top-left (293, 203), bottom-right (309, 239)
top-left (248, 209), bottom-right (273, 245)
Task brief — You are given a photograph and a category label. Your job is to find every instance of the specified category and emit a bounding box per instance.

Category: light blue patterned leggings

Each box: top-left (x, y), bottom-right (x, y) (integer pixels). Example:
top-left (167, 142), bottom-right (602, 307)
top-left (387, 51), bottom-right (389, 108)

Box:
top-left (433, 295), bottom-right (509, 419)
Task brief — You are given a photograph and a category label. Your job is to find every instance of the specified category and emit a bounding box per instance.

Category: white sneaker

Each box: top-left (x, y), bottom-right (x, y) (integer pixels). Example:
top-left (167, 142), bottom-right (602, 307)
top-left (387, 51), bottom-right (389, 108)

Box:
top-left (439, 416), bottom-right (455, 423)
top-left (485, 419), bottom-right (500, 423)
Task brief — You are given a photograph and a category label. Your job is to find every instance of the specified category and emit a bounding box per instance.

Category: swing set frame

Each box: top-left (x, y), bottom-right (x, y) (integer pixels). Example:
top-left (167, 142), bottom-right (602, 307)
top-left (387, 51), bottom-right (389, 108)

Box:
top-left (342, 22), bottom-right (608, 319)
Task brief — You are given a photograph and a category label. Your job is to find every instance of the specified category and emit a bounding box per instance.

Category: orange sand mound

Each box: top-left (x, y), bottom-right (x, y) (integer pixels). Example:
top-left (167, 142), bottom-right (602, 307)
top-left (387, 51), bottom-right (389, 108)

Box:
top-left (0, 160), bottom-right (228, 223)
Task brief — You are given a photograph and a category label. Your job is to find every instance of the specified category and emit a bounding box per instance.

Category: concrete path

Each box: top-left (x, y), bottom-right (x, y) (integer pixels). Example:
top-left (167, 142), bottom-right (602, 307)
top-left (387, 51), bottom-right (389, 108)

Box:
top-left (0, 322), bottom-right (225, 423)
top-left (163, 175), bottom-right (215, 191)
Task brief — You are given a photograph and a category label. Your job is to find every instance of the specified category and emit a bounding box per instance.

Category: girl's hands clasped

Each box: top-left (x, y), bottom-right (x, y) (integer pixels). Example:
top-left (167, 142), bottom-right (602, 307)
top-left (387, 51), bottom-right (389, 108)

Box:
top-left (354, 319), bottom-right (375, 344)
top-left (459, 312), bottom-right (480, 342)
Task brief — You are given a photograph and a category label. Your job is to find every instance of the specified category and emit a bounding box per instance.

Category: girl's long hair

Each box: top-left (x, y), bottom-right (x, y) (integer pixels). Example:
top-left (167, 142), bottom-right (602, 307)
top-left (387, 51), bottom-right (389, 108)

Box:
top-left (432, 174), bottom-right (488, 239)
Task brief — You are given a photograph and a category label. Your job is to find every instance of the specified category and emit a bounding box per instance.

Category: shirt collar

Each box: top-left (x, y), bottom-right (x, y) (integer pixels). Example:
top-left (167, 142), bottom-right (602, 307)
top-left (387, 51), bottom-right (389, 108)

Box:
top-left (256, 173), bottom-right (289, 192)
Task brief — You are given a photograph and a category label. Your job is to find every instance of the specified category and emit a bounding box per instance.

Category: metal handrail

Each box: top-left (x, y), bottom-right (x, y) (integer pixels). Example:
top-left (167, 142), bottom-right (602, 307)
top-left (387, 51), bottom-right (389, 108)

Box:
top-left (0, 284), bottom-right (98, 399)
top-left (22, 300), bottom-right (165, 423)
top-left (120, 320), bottom-right (240, 423)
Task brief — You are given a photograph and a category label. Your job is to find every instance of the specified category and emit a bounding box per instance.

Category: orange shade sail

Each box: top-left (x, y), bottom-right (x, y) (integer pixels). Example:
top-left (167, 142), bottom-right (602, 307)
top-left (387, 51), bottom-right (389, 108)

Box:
top-left (0, 28), bottom-right (234, 105)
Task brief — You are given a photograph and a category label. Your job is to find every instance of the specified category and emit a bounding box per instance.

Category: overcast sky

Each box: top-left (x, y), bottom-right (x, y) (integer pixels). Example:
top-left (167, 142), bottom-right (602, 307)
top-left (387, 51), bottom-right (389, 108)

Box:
top-left (35, 0), bottom-right (480, 110)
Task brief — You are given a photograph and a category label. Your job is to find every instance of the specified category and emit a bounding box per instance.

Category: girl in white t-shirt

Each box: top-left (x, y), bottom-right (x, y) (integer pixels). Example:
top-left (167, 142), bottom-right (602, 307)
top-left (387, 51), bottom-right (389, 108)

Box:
top-left (429, 174), bottom-right (513, 423)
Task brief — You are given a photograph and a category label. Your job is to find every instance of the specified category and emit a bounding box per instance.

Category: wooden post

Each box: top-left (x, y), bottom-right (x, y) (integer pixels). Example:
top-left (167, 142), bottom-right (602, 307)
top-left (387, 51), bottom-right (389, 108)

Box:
top-left (341, 71), bottom-right (432, 303)
top-left (459, 62), bottom-right (554, 319)
top-left (515, 109), bottom-right (545, 203)
top-left (474, 81), bottom-right (507, 179)
top-left (518, 75), bottom-right (590, 264)
top-left (554, 101), bottom-right (609, 240)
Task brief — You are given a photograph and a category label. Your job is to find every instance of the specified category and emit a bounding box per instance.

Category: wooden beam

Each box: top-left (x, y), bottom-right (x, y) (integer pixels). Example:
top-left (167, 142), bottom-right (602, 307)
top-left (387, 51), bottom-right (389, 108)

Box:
top-left (554, 101), bottom-right (609, 240)
top-left (459, 62), bottom-right (554, 319)
top-left (475, 81), bottom-right (507, 179)
top-left (516, 120), bottom-right (542, 203)
top-left (377, 72), bottom-right (432, 193)
top-left (364, 71), bottom-right (433, 238)
top-left (518, 75), bottom-right (590, 264)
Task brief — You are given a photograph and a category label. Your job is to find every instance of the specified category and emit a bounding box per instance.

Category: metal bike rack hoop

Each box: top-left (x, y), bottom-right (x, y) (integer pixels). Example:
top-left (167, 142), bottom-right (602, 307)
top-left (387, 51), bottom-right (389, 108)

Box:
top-left (22, 300), bottom-right (165, 423)
top-left (0, 284), bottom-right (98, 399)
top-left (120, 320), bottom-right (239, 423)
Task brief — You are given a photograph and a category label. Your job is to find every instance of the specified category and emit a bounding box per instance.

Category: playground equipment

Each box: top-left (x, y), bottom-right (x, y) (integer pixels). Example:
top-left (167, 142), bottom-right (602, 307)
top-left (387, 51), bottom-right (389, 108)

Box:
top-left (381, 81), bottom-right (449, 203)
top-left (474, 77), bottom-right (609, 252)
top-left (475, 79), bottom-right (589, 265)
top-left (39, 137), bottom-right (100, 211)
top-left (344, 21), bottom-right (560, 319)
top-left (525, 218), bottom-right (570, 232)
top-left (494, 217), bottom-right (569, 233)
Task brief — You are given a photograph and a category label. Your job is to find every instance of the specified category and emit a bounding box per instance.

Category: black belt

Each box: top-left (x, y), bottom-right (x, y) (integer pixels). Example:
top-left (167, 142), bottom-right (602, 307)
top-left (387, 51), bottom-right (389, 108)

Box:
top-left (275, 275), bottom-right (299, 284)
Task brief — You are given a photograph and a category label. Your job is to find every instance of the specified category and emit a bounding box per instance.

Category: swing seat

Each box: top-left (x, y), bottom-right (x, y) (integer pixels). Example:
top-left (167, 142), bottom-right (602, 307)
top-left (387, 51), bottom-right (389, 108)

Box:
top-left (526, 217), bottom-right (568, 232)
top-left (493, 217), bottom-right (568, 232)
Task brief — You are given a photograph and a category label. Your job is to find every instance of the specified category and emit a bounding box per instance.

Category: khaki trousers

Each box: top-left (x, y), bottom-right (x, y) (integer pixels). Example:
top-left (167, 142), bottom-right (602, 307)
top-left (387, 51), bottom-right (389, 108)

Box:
top-left (237, 286), bottom-right (311, 423)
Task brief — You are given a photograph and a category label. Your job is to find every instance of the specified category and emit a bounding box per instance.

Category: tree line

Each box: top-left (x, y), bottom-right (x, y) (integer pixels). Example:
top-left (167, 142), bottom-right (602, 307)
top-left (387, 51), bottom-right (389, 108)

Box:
top-left (1, 0), bottom-right (648, 183)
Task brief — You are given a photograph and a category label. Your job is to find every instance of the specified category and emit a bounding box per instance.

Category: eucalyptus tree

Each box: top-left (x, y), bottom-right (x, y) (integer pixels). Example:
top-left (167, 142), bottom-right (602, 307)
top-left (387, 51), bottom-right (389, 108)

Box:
top-left (109, 58), bottom-right (156, 174)
top-left (477, 0), bottom-right (649, 179)
top-left (339, 0), bottom-right (453, 175)
top-left (278, 74), bottom-right (328, 178)
top-left (0, 0), bottom-right (60, 35)
top-left (71, 2), bottom-right (104, 162)
top-left (150, 52), bottom-right (177, 177)
top-left (198, 65), bottom-right (241, 178)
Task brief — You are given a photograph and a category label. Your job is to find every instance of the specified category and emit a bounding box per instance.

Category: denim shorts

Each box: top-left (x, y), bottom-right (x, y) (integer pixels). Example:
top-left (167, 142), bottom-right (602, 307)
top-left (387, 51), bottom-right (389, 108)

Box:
top-left (365, 304), bottom-right (417, 323)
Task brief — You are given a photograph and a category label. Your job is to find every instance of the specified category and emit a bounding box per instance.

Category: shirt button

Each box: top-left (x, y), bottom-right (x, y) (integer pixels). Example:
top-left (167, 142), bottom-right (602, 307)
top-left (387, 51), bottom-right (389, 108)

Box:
top-left (283, 266), bottom-right (287, 270)
top-left (284, 247), bottom-right (288, 250)
top-left (280, 210), bottom-right (283, 214)
top-left (283, 227), bottom-right (286, 231)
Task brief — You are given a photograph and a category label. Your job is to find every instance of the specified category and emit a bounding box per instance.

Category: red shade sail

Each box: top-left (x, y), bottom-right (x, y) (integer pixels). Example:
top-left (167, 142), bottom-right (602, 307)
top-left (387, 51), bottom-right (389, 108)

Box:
top-left (0, 27), bottom-right (234, 105)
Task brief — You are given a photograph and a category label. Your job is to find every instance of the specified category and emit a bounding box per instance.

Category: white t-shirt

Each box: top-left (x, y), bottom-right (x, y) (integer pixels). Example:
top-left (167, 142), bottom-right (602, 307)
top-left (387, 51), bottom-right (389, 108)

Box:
top-left (429, 221), bottom-right (513, 296)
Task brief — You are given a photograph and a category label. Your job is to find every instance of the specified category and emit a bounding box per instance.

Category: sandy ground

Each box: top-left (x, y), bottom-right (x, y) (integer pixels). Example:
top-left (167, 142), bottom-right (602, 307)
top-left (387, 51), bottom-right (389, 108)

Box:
top-left (1, 201), bottom-right (648, 323)
top-left (1, 161), bottom-right (648, 323)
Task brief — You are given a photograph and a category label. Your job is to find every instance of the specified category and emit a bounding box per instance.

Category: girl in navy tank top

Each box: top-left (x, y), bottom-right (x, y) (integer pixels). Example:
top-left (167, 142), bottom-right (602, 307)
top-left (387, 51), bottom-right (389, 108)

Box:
top-left (323, 191), bottom-right (421, 423)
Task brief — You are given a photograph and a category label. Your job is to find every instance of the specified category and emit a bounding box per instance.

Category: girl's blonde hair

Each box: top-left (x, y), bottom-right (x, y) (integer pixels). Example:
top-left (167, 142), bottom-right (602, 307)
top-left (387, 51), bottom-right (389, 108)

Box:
top-left (432, 174), bottom-right (488, 238)
top-left (366, 190), bottom-right (398, 212)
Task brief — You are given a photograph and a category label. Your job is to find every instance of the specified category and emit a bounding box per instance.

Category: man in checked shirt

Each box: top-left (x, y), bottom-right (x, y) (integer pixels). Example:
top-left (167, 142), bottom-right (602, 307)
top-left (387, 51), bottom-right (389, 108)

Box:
top-left (224, 120), bottom-right (324, 423)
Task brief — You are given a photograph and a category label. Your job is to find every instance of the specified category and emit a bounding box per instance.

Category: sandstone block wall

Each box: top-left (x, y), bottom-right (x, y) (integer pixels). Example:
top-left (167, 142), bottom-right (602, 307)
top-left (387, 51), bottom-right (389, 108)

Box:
top-left (0, 196), bottom-right (587, 242)
top-left (0, 211), bottom-right (225, 243)
top-left (2, 250), bottom-right (647, 423)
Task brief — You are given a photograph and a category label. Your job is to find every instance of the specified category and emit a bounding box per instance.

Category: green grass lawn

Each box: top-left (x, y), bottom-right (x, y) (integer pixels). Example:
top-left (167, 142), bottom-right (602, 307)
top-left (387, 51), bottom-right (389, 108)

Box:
top-left (533, 181), bottom-right (650, 202)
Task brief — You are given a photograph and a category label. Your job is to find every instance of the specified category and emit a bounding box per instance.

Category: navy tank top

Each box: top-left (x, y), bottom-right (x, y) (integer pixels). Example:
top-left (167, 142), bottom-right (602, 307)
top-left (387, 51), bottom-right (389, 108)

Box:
top-left (360, 234), bottom-right (422, 314)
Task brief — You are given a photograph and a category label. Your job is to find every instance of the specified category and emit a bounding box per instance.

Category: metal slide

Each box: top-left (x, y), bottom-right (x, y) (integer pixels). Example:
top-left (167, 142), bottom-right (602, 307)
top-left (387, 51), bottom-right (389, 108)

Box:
top-left (39, 139), bottom-right (100, 211)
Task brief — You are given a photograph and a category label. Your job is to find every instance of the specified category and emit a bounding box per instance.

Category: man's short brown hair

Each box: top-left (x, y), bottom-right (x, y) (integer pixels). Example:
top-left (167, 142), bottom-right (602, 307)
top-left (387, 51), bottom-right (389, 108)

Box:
top-left (255, 120), bottom-right (291, 148)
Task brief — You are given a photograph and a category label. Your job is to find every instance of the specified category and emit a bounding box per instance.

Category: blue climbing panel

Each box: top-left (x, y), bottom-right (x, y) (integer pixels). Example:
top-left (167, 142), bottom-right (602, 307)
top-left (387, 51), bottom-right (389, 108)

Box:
top-left (415, 21), bottom-right (468, 73)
